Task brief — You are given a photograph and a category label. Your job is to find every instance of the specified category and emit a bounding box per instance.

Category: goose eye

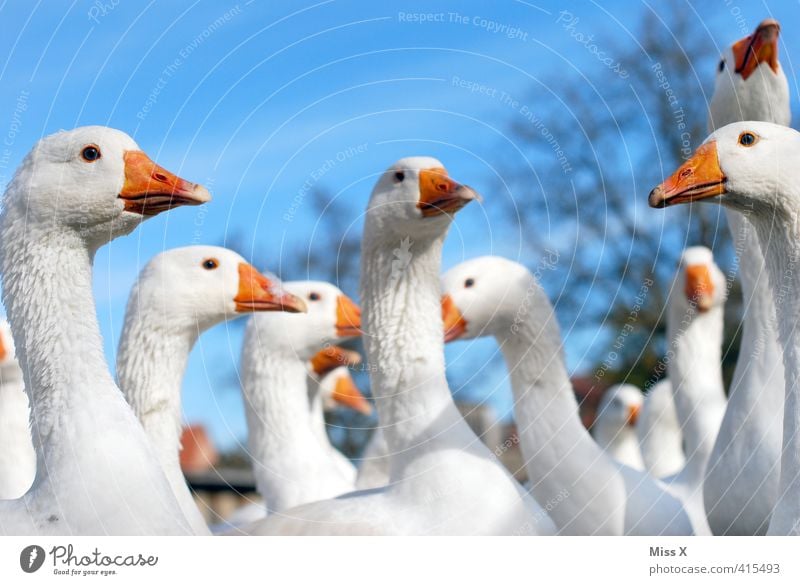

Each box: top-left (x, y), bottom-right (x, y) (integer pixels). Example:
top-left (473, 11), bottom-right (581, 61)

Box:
top-left (81, 145), bottom-right (101, 162)
top-left (718, 59), bottom-right (725, 73)
top-left (202, 258), bottom-right (219, 270)
top-left (738, 132), bottom-right (758, 147)
top-left (394, 171), bottom-right (405, 183)
top-left (464, 278), bottom-right (475, 288)
top-left (308, 292), bottom-right (321, 301)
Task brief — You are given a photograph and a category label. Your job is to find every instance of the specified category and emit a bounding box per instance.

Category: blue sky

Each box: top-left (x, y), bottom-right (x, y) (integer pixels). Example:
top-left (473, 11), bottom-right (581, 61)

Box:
top-left (1, 0), bottom-right (798, 451)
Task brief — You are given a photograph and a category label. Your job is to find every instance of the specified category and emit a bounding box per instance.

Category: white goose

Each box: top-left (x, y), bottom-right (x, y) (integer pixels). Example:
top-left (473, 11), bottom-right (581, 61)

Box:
top-left (219, 344), bottom-right (367, 530)
top-left (0, 319), bottom-right (35, 499)
top-left (0, 126), bottom-right (209, 534)
top-left (245, 158), bottom-right (555, 535)
top-left (649, 120), bottom-right (800, 535)
top-left (704, 18), bottom-right (790, 535)
top-left (637, 379), bottom-right (685, 478)
top-left (116, 246), bottom-right (306, 535)
top-left (657, 246), bottom-right (728, 535)
top-left (441, 256), bottom-right (693, 535)
top-left (239, 281), bottom-right (362, 515)
top-left (592, 384), bottom-right (644, 470)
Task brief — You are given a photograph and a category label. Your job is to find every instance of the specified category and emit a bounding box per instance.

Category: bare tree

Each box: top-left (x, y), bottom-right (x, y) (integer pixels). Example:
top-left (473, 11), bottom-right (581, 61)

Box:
top-left (501, 4), bottom-right (742, 390)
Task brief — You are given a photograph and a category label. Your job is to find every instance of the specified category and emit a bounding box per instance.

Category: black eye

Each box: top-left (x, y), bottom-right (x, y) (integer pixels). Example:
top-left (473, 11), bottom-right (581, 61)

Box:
top-left (202, 258), bottom-right (219, 270)
top-left (81, 145), bottom-right (101, 162)
top-left (308, 292), bottom-right (321, 301)
top-left (738, 132), bottom-right (757, 147)
top-left (394, 171), bottom-right (405, 183)
top-left (718, 59), bottom-right (725, 72)
top-left (464, 278), bottom-right (475, 288)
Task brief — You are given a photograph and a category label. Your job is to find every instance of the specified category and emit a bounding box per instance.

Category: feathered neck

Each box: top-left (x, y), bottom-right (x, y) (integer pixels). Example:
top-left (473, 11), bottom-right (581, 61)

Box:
top-left (753, 210), bottom-right (800, 534)
top-left (0, 226), bottom-right (117, 466)
top-left (665, 289), bottom-right (726, 480)
top-left (116, 299), bottom-right (209, 534)
top-left (360, 225), bottom-right (469, 469)
top-left (494, 285), bottom-right (626, 535)
top-left (725, 210), bottom-right (785, 402)
top-left (240, 322), bottom-right (349, 513)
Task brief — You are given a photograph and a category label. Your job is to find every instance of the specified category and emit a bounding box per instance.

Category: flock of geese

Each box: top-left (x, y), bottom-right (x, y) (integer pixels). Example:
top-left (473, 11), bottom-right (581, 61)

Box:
top-left (0, 18), bottom-right (799, 536)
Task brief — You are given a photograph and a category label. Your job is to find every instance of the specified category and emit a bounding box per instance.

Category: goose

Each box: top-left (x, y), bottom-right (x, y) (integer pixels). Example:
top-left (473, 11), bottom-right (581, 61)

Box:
top-left (703, 18), bottom-right (790, 535)
top-left (0, 126), bottom-right (210, 534)
top-left (637, 379), bottom-right (686, 478)
top-left (0, 319), bottom-right (35, 499)
top-left (239, 281), bottom-right (363, 515)
top-left (592, 384), bottom-right (644, 470)
top-left (116, 246), bottom-right (307, 535)
top-left (649, 120), bottom-right (800, 535)
top-left (218, 344), bottom-right (367, 531)
top-left (308, 349), bottom-right (371, 483)
top-left (441, 255), bottom-right (693, 535)
top-left (656, 246), bottom-right (728, 535)
top-left (244, 158), bottom-right (555, 535)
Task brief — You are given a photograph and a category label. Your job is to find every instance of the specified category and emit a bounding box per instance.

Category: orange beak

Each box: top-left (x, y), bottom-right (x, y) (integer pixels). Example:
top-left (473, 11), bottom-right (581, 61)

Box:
top-left (336, 295), bottom-right (362, 337)
top-left (442, 294), bottom-right (468, 342)
top-left (331, 372), bottom-right (372, 416)
top-left (118, 150), bottom-right (211, 216)
top-left (310, 345), bottom-right (362, 377)
top-left (627, 404), bottom-right (640, 426)
top-left (0, 333), bottom-right (6, 362)
top-left (417, 167), bottom-right (481, 218)
top-left (234, 263), bottom-right (307, 314)
top-left (685, 264), bottom-right (715, 312)
top-left (732, 19), bottom-right (780, 81)
top-left (649, 141), bottom-right (726, 208)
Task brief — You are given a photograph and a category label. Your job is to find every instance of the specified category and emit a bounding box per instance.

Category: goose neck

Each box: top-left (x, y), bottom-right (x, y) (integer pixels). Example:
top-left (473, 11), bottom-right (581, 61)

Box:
top-left (0, 227), bottom-right (116, 464)
top-left (756, 213), bottom-right (800, 533)
top-left (117, 315), bottom-right (197, 459)
top-left (666, 300), bottom-right (725, 464)
top-left (360, 229), bottom-right (462, 455)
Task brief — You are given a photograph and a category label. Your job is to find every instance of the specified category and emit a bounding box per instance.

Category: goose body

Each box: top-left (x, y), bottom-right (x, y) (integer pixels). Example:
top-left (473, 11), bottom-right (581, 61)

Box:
top-left (592, 384), bottom-right (644, 470)
top-left (0, 320), bottom-right (35, 499)
top-left (244, 158), bottom-right (554, 535)
top-left (117, 246), bottom-right (306, 535)
top-left (442, 256), bottom-right (693, 535)
top-left (703, 19), bottom-right (790, 535)
top-left (650, 120), bottom-right (800, 535)
top-left (637, 379), bottom-right (685, 478)
top-left (0, 126), bottom-right (209, 534)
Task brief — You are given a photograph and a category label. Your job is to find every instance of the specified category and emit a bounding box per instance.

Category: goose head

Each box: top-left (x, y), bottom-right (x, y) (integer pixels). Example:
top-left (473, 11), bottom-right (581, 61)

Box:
top-left (366, 157), bottom-right (480, 240)
top-left (709, 19), bottom-right (789, 130)
top-left (441, 255), bottom-right (547, 341)
top-left (249, 281), bottom-right (361, 361)
top-left (318, 366), bottom-right (372, 416)
top-left (131, 246), bottom-right (306, 332)
top-left (5, 126), bottom-right (210, 244)
top-left (669, 246), bottom-right (727, 316)
top-left (649, 121), bottom-right (800, 218)
top-left (596, 384), bottom-right (643, 432)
